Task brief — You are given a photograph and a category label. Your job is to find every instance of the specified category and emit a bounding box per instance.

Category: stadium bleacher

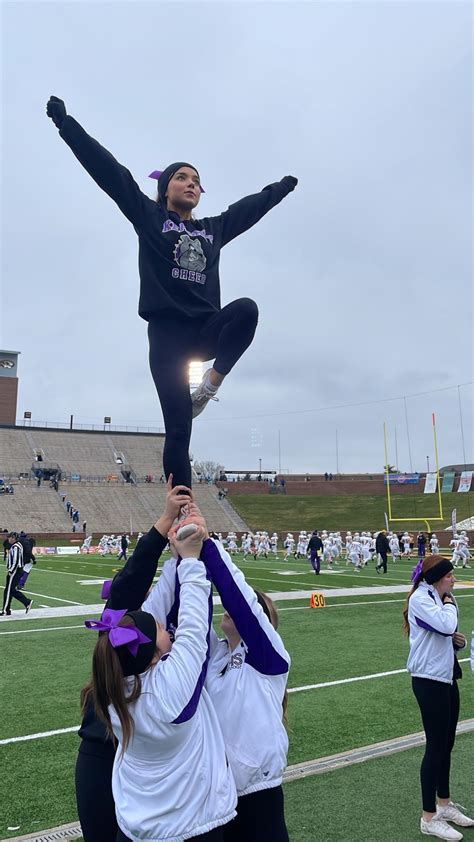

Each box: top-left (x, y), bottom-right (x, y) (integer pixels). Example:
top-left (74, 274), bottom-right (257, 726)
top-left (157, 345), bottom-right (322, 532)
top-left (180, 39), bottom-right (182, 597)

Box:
top-left (0, 426), bottom-right (248, 533)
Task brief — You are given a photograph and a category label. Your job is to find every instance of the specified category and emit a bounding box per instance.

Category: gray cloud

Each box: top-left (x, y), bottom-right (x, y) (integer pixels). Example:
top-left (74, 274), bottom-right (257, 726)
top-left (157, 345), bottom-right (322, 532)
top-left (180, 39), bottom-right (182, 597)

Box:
top-left (1, 1), bottom-right (472, 474)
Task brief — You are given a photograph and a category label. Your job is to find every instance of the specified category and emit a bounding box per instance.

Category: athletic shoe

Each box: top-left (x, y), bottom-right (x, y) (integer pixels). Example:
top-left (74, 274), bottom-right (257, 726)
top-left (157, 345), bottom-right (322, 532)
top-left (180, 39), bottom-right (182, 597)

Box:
top-left (0, 610), bottom-right (12, 616)
top-left (436, 803), bottom-right (474, 827)
top-left (25, 599), bottom-right (33, 614)
top-left (420, 817), bottom-right (463, 840)
top-left (191, 369), bottom-right (219, 419)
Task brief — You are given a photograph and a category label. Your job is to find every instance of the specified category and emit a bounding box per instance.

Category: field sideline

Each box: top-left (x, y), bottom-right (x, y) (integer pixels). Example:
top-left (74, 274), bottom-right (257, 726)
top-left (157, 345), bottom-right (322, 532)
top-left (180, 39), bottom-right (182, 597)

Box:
top-left (1, 552), bottom-right (473, 840)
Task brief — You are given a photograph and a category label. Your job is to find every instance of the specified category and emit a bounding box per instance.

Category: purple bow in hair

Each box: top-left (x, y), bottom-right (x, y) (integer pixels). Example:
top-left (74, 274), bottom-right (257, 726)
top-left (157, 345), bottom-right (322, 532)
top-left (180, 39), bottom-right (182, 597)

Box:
top-left (411, 559), bottom-right (424, 584)
top-left (85, 608), bottom-right (152, 657)
top-left (148, 170), bottom-right (205, 193)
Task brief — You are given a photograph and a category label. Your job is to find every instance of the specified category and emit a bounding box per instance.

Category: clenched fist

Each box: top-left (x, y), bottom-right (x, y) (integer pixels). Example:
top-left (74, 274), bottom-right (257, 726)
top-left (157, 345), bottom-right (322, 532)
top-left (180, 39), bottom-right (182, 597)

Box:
top-left (46, 96), bottom-right (67, 130)
top-left (281, 175), bottom-right (298, 191)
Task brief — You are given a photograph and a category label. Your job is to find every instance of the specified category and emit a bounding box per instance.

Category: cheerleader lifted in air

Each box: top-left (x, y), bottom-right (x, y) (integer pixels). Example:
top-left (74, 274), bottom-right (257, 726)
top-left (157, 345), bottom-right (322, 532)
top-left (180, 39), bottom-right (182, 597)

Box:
top-left (47, 97), bottom-right (297, 488)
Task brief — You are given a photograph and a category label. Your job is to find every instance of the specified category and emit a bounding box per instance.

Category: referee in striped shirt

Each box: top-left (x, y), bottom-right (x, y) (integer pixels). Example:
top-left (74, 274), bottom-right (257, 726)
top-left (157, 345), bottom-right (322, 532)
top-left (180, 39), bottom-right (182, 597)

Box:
top-left (1, 532), bottom-right (33, 616)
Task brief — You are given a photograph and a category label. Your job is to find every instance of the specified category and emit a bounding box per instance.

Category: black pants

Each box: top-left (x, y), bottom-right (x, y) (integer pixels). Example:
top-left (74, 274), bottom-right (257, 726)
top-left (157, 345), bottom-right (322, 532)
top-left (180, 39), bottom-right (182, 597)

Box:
top-left (412, 677), bottom-right (460, 813)
top-left (75, 750), bottom-right (117, 842)
top-left (117, 827), bottom-right (224, 841)
top-left (377, 551), bottom-right (388, 573)
top-left (148, 298), bottom-right (258, 487)
top-left (223, 785), bottom-right (289, 842)
top-left (2, 569), bottom-right (30, 612)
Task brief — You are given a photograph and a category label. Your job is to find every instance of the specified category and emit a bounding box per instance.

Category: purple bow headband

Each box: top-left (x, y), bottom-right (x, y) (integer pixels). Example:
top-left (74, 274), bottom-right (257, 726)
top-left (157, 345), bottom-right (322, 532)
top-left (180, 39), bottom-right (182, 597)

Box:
top-left (411, 559), bottom-right (424, 584)
top-left (85, 608), bottom-right (152, 657)
top-left (148, 170), bottom-right (205, 193)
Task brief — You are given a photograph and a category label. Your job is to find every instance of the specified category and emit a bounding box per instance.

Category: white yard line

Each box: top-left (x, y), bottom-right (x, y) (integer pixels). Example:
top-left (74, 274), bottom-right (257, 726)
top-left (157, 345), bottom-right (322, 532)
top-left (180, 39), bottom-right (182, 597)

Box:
top-left (0, 625), bottom-right (85, 636)
top-left (0, 586), bottom-right (83, 605)
top-left (2, 660), bottom-right (471, 746)
top-left (33, 568), bottom-right (105, 580)
top-left (7, 721), bottom-right (474, 841)
top-left (288, 658), bottom-right (470, 694)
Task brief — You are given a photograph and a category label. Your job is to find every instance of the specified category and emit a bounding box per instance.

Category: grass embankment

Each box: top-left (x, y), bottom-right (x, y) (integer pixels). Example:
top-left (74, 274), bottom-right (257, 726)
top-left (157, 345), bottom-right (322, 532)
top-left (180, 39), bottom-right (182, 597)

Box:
top-left (230, 492), bottom-right (474, 532)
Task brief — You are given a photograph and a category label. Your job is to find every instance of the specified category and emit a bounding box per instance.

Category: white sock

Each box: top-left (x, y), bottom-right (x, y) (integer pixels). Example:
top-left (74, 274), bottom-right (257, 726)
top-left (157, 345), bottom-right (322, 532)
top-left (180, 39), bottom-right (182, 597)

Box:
top-left (203, 373), bottom-right (219, 394)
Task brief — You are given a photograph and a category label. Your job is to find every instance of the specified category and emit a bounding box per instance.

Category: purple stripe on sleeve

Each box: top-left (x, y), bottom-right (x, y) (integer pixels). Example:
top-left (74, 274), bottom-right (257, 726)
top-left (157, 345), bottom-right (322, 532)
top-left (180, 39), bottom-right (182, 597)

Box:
top-left (166, 559), bottom-right (181, 634)
top-left (415, 616), bottom-right (453, 637)
top-left (201, 540), bottom-right (289, 676)
top-left (172, 578), bottom-right (213, 724)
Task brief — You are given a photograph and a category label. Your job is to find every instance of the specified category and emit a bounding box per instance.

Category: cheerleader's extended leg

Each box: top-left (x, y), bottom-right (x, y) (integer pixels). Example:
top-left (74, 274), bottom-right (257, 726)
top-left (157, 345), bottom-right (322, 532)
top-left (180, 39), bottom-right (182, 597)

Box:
top-left (192, 298), bottom-right (258, 417)
top-left (148, 320), bottom-right (194, 488)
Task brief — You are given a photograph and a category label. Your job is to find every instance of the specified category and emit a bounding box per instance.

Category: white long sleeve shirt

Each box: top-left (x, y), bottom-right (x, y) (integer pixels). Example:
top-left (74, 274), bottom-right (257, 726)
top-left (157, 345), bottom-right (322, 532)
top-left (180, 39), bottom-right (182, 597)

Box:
top-left (202, 539), bottom-right (290, 796)
top-left (110, 558), bottom-right (236, 842)
top-left (407, 582), bottom-right (459, 684)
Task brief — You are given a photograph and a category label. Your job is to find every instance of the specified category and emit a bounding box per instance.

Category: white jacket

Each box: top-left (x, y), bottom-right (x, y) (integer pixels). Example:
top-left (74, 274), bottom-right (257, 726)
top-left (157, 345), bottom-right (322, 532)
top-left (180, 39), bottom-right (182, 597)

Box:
top-left (110, 558), bottom-right (236, 842)
top-left (406, 581), bottom-right (459, 684)
top-left (203, 539), bottom-right (290, 796)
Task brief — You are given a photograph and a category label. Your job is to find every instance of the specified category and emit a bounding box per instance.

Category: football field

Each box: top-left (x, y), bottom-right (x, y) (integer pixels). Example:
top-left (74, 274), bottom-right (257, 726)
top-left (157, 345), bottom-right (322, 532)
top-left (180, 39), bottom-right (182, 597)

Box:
top-left (1, 550), bottom-right (473, 841)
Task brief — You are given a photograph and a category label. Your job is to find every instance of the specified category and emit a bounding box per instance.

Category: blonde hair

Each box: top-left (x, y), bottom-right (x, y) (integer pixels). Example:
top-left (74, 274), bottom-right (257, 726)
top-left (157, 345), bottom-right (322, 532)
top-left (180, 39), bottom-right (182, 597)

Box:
top-left (255, 591), bottom-right (289, 729)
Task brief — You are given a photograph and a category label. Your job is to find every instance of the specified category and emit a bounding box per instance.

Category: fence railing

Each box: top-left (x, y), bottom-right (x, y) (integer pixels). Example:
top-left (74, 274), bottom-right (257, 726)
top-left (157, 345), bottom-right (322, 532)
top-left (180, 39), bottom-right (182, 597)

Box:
top-left (14, 420), bottom-right (165, 435)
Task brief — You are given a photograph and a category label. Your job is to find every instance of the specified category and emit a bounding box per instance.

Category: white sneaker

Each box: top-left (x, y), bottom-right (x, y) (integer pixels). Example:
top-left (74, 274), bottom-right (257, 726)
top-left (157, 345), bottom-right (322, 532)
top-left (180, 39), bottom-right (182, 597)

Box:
top-left (191, 368), bottom-right (219, 419)
top-left (436, 803), bottom-right (474, 827)
top-left (421, 817), bottom-right (463, 840)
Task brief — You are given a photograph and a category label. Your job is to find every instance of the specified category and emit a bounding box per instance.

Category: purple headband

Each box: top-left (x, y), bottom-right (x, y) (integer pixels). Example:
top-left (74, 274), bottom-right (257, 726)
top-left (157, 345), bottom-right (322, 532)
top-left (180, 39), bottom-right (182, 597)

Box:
top-left (411, 559), bottom-right (424, 584)
top-left (85, 608), bottom-right (151, 657)
top-left (148, 170), bottom-right (205, 193)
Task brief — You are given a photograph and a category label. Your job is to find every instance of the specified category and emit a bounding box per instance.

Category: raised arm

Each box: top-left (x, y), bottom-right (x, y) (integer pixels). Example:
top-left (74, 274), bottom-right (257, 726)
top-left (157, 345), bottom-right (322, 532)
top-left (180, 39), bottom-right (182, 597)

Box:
top-left (108, 478), bottom-right (192, 612)
top-left (201, 538), bottom-right (290, 676)
top-left (46, 96), bottom-right (156, 228)
top-left (410, 590), bottom-right (458, 636)
top-left (149, 526), bottom-right (214, 724)
top-left (215, 176), bottom-right (298, 247)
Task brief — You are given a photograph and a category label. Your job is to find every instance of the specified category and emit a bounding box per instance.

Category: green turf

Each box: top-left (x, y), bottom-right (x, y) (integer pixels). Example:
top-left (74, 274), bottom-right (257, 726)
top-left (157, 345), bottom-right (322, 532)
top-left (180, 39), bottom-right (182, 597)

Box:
top-left (229, 491), bottom-right (474, 532)
top-left (1, 553), bottom-right (473, 838)
top-left (285, 732), bottom-right (474, 842)
top-left (16, 550), bottom-right (474, 606)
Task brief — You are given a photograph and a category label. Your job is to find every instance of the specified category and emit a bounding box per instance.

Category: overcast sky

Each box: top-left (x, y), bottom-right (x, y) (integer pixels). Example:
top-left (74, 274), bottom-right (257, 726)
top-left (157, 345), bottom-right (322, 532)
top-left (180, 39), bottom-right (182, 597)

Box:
top-left (1, 0), bottom-right (472, 474)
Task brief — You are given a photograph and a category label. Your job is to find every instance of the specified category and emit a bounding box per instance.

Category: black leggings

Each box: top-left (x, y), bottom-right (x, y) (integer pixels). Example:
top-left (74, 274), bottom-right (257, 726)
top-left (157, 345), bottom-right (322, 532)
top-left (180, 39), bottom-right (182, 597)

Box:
top-left (148, 298), bottom-right (258, 487)
top-left (117, 827), bottom-right (225, 841)
top-left (412, 677), bottom-right (460, 813)
top-left (223, 785), bottom-right (289, 842)
top-left (75, 750), bottom-right (117, 842)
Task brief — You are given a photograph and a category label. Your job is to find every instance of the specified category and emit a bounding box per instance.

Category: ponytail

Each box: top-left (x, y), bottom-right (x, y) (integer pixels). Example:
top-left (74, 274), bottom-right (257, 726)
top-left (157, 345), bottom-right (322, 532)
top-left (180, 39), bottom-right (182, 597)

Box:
top-left (81, 616), bottom-right (143, 753)
top-left (255, 590), bottom-right (289, 729)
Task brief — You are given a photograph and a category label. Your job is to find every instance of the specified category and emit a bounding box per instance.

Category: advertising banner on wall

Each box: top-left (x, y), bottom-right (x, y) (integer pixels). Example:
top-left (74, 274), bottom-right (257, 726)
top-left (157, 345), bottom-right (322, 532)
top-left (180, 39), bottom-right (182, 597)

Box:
top-left (441, 472), bottom-right (455, 493)
top-left (458, 471), bottom-right (473, 493)
top-left (424, 473), bottom-right (437, 494)
top-left (384, 473), bottom-right (420, 485)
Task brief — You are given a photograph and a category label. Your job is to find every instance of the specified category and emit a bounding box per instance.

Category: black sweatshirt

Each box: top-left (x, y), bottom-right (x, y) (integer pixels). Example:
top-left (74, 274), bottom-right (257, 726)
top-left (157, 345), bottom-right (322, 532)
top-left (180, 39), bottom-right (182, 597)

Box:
top-left (78, 526), bottom-right (168, 757)
top-left (59, 116), bottom-right (294, 322)
top-left (307, 535), bottom-right (323, 553)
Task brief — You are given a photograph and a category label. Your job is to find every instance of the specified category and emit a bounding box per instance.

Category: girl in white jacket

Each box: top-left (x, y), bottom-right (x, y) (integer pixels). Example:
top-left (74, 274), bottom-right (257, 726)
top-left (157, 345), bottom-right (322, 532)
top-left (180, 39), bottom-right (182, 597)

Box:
top-left (184, 504), bottom-right (291, 842)
top-left (404, 555), bottom-right (473, 841)
top-left (85, 525), bottom-right (236, 842)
